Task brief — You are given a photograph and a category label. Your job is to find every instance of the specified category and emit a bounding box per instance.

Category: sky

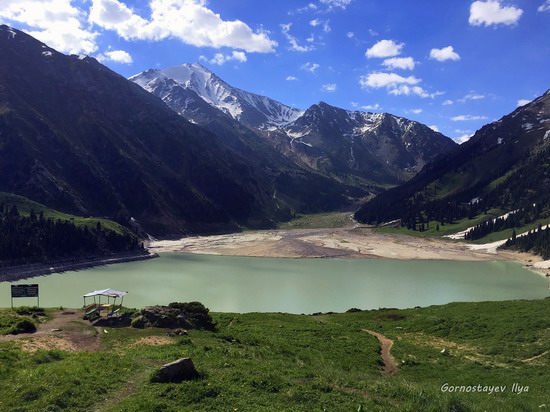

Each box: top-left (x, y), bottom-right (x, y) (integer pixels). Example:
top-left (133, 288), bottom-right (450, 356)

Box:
top-left (1, 0), bottom-right (550, 143)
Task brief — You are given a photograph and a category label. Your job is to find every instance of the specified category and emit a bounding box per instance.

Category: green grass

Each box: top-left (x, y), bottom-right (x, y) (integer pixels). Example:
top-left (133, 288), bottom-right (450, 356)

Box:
top-left (1, 299), bottom-right (550, 411)
top-left (0, 192), bottom-right (128, 235)
top-left (278, 212), bottom-right (354, 230)
top-left (0, 307), bottom-right (50, 335)
top-left (375, 208), bottom-right (504, 238)
top-left (426, 172), bottom-right (470, 199)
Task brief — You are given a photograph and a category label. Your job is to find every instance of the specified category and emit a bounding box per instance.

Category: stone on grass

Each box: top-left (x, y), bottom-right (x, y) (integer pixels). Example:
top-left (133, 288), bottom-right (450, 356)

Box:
top-left (151, 357), bottom-right (198, 383)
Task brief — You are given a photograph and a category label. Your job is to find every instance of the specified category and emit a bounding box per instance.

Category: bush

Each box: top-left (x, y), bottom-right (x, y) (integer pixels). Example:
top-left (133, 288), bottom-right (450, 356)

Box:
top-left (168, 302), bottom-right (215, 330)
top-left (10, 319), bottom-right (36, 334)
top-left (15, 307), bottom-right (46, 317)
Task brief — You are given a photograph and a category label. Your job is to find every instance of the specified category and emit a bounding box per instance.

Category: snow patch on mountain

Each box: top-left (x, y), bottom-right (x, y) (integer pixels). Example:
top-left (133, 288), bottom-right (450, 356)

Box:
top-left (130, 63), bottom-right (303, 129)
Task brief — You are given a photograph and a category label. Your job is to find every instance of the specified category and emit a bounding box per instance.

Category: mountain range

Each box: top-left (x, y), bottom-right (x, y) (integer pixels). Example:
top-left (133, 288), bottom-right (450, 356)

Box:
top-left (0, 25), bottom-right (480, 237)
top-left (130, 64), bottom-right (457, 188)
top-left (354, 89), bottom-right (550, 226)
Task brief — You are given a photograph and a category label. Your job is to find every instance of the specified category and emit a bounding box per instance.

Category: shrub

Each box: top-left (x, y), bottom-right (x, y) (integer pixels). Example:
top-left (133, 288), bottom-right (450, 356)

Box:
top-left (10, 319), bottom-right (36, 334)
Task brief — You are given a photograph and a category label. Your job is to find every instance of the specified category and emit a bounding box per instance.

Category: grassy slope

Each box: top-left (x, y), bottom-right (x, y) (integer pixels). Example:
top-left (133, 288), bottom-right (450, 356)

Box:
top-left (375, 209), bottom-right (504, 238)
top-left (1, 299), bottom-right (549, 411)
top-left (277, 212), bottom-right (354, 230)
top-left (0, 192), bottom-right (128, 235)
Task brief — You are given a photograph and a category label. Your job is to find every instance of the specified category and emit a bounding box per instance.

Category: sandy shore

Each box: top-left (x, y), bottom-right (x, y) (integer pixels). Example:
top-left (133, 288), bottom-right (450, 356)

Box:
top-left (149, 227), bottom-right (501, 262)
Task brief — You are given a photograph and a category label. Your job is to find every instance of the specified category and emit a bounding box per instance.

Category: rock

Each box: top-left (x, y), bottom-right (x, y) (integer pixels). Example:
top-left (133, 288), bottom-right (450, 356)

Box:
top-left (167, 329), bottom-right (188, 337)
top-left (151, 358), bottom-right (198, 383)
top-left (51, 328), bottom-right (62, 332)
top-left (132, 302), bottom-right (215, 330)
top-left (131, 316), bottom-right (145, 329)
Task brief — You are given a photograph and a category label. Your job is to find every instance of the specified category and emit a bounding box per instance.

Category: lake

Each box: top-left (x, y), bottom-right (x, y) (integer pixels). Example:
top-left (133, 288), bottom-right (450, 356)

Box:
top-left (1, 253), bottom-right (548, 313)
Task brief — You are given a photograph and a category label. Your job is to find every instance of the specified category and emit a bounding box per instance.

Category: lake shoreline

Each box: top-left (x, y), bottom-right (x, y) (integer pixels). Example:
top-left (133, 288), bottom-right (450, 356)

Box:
top-left (148, 227), bottom-right (503, 262)
top-left (148, 226), bottom-right (550, 278)
top-left (0, 251), bottom-right (158, 283)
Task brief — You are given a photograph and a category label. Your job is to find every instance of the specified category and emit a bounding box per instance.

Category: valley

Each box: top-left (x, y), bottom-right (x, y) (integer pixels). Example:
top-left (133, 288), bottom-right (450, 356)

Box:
top-left (1, 8), bottom-right (550, 411)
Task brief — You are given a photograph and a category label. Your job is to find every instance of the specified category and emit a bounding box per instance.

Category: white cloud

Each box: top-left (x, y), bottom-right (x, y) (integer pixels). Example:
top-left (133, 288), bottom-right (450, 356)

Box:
top-left (539, 0), bottom-right (550, 12)
top-left (362, 104), bottom-right (381, 110)
top-left (97, 49), bottom-right (133, 64)
top-left (286, 75), bottom-right (298, 81)
top-left (517, 99), bottom-right (531, 106)
top-left (389, 85), bottom-right (431, 98)
top-left (301, 62), bottom-right (320, 73)
top-left (205, 51), bottom-right (247, 65)
top-left (310, 19), bottom-right (321, 27)
top-left (359, 72), bottom-right (439, 98)
top-left (443, 99), bottom-right (454, 105)
top-left (451, 115), bottom-right (488, 121)
top-left (455, 92), bottom-right (486, 104)
top-left (321, 83), bottom-right (337, 92)
top-left (320, 0), bottom-right (353, 10)
top-left (346, 31), bottom-right (354, 38)
top-left (462, 93), bottom-right (484, 101)
top-left (469, 1), bottom-right (523, 27)
top-left (0, 0), bottom-right (98, 54)
top-left (309, 18), bottom-right (330, 32)
top-left (365, 39), bottom-right (404, 58)
top-left (359, 72), bottom-right (420, 89)
top-left (368, 29), bottom-right (378, 37)
top-left (382, 57), bottom-right (415, 70)
top-left (89, 0), bottom-right (277, 53)
top-left (409, 108), bottom-right (423, 114)
top-left (430, 46), bottom-right (460, 62)
top-left (455, 134), bottom-right (473, 144)
top-left (429, 125), bottom-right (440, 132)
top-left (281, 23), bottom-right (314, 52)
top-left (289, 3), bottom-right (317, 14)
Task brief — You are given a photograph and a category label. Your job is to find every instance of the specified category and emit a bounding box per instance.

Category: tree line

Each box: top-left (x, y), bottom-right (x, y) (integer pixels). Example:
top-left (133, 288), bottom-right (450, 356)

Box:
top-left (0, 203), bottom-right (143, 265)
top-left (464, 205), bottom-right (544, 241)
top-left (503, 224), bottom-right (550, 260)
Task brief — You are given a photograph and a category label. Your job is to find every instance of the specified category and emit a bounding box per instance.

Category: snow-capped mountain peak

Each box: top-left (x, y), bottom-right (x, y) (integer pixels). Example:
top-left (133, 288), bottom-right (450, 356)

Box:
top-left (130, 63), bottom-right (303, 129)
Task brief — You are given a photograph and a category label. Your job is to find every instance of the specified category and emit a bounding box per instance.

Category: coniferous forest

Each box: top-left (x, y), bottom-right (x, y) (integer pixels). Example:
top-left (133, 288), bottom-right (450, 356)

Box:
top-left (0, 203), bottom-right (143, 265)
top-left (503, 224), bottom-right (550, 260)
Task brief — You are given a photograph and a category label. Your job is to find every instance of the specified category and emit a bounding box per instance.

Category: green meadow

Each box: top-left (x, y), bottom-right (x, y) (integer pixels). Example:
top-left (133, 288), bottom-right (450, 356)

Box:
top-left (0, 298), bottom-right (549, 411)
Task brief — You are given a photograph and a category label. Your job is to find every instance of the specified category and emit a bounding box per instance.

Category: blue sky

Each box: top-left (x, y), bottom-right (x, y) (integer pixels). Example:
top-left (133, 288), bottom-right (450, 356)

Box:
top-left (1, 0), bottom-right (550, 142)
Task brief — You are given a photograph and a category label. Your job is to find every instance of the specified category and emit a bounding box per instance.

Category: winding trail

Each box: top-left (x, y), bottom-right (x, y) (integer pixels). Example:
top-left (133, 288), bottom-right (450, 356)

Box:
top-left (363, 329), bottom-right (398, 375)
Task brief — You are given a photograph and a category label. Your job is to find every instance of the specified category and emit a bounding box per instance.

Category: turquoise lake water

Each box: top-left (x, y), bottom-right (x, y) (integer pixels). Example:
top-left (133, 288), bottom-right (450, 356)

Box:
top-left (1, 253), bottom-right (548, 313)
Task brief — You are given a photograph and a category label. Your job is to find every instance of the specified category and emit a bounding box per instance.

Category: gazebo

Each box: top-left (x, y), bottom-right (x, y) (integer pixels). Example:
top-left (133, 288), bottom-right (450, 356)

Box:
top-left (83, 288), bottom-right (128, 320)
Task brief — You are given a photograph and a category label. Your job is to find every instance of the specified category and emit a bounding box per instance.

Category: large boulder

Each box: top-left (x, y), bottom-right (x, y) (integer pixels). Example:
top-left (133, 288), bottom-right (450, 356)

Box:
top-left (132, 302), bottom-right (215, 330)
top-left (151, 358), bottom-right (198, 383)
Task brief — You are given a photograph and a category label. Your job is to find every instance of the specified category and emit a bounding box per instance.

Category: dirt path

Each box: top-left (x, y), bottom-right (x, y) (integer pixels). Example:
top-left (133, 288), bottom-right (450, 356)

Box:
top-left (363, 329), bottom-right (398, 375)
top-left (0, 310), bottom-right (101, 352)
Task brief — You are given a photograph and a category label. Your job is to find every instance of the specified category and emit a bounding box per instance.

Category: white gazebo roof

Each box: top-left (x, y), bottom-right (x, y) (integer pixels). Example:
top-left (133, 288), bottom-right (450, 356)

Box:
top-left (83, 288), bottom-right (128, 298)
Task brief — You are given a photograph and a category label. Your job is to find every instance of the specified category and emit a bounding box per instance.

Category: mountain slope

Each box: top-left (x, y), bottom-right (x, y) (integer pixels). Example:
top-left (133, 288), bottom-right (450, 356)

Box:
top-left (0, 26), bottom-right (366, 236)
top-left (354, 89), bottom-right (550, 225)
top-left (131, 64), bottom-right (457, 188)
top-left (130, 64), bottom-right (303, 130)
top-left (0, 26), bottom-right (329, 236)
top-left (128, 65), bottom-right (368, 214)
top-left (276, 101), bottom-right (457, 185)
